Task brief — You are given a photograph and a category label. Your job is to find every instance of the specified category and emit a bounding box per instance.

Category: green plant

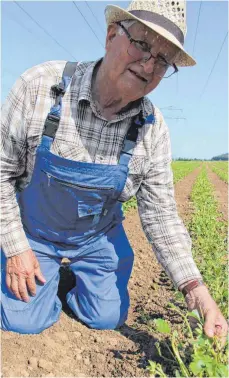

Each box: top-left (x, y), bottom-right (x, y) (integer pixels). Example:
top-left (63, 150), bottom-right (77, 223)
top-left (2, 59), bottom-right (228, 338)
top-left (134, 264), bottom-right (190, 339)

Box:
top-left (147, 165), bottom-right (228, 377)
top-left (188, 166), bottom-right (228, 316)
top-left (209, 162), bottom-right (228, 183)
top-left (123, 161), bottom-right (201, 214)
top-left (172, 161), bottom-right (201, 184)
top-left (148, 313), bottom-right (228, 377)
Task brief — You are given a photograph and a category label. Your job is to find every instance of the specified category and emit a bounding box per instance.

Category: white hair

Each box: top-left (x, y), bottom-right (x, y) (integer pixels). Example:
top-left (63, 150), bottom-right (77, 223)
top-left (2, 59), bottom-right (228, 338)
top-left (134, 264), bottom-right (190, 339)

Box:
top-left (117, 20), bottom-right (138, 35)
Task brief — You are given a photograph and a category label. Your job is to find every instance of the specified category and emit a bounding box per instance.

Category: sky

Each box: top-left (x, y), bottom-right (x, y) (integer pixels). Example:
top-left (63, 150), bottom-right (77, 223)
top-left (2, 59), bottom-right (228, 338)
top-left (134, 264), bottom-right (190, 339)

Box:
top-left (1, 0), bottom-right (228, 159)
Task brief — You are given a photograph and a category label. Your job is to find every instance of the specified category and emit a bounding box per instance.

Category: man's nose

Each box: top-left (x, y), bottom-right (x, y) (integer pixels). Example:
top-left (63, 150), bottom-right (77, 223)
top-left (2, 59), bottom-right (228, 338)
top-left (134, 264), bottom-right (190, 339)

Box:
top-left (140, 56), bottom-right (155, 74)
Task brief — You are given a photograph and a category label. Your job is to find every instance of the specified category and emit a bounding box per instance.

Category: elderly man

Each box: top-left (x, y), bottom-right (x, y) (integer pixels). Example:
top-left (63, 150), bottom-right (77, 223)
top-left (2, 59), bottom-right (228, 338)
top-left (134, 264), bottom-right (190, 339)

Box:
top-left (1, 1), bottom-right (228, 338)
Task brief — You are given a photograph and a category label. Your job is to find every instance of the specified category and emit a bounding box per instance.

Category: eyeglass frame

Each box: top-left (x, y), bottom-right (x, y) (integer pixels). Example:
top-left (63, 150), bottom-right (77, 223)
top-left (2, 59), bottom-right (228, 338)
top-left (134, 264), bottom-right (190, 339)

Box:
top-left (116, 22), bottom-right (179, 79)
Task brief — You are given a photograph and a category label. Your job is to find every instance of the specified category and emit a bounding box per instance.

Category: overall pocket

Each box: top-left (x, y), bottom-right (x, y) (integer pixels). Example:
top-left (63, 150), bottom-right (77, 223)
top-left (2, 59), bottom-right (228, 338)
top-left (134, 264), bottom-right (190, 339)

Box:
top-left (40, 170), bottom-right (113, 231)
top-left (78, 201), bottom-right (104, 228)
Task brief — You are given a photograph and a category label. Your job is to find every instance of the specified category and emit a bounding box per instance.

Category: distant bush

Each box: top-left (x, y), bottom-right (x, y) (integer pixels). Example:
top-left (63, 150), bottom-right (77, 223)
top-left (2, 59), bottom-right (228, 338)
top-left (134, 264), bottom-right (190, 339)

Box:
top-left (211, 153), bottom-right (228, 161)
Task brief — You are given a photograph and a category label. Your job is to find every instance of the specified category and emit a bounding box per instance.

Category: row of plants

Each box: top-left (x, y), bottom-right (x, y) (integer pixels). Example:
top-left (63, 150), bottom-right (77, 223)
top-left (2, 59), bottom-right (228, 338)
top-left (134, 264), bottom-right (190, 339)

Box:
top-left (123, 161), bottom-right (201, 213)
top-left (210, 161), bottom-right (228, 171)
top-left (147, 166), bottom-right (228, 377)
top-left (189, 166), bottom-right (228, 315)
top-left (172, 161), bottom-right (201, 184)
top-left (209, 162), bottom-right (228, 183)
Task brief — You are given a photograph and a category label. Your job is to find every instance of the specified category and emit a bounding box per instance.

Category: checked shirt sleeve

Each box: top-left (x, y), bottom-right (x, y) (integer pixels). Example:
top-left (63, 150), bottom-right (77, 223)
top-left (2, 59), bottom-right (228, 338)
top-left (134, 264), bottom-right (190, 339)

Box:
top-left (1, 77), bottom-right (33, 257)
top-left (136, 110), bottom-right (202, 288)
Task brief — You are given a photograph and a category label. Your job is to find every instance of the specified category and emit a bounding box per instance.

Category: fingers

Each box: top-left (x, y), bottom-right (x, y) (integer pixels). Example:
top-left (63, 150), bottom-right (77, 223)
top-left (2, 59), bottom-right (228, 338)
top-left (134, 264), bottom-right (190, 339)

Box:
top-left (204, 309), bottom-right (228, 347)
top-left (10, 273), bottom-right (30, 302)
top-left (34, 265), bottom-right (46, 284)
top-left (204, 310), bottom-right (216, 337)
top-left (6, 273), bottom-right (37, 302)
top-left (215, 315), bottom-right (229, 347)
top-left (5, 251), bottom-right (46, 302)
top-left (6, 271), bottom-right (12, 292)
top-left (10, 273), bottom-right (22, 301)
top-left (215, 321), bottom-right (228, 337)
top-left (18, 276), bottom-right (30, 302)
top-left (26, 275), bottom-right (37, 296)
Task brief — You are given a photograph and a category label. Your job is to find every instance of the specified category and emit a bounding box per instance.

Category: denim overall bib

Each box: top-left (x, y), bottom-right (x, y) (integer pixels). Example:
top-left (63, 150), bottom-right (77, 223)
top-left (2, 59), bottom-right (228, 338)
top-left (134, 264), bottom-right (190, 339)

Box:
top-left (1, 63), bottom-right (154, 334)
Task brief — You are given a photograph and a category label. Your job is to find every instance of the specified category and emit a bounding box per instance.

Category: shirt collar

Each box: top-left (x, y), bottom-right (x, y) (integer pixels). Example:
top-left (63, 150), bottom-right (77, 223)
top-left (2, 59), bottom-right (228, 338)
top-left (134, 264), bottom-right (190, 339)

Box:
top-left (77, 58), bottom-right (102, 104)
top-left (77, 58), bottom-right (154, 121)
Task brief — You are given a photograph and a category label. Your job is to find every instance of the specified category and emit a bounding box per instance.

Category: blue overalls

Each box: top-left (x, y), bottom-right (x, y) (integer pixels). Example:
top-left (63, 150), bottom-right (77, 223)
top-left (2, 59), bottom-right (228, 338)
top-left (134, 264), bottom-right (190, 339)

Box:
top-left (1, 62), bottom-right (154, 334)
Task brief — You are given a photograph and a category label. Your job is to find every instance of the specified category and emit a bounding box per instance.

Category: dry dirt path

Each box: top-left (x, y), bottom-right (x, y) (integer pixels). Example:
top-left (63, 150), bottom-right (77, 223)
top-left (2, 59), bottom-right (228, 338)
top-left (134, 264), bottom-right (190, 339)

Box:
top-left (174, 166), bottom-right (202, 221)
top-left (206, 165), bottom-right (228, 221)
top-left (1, 168), bottom-right (201, 378)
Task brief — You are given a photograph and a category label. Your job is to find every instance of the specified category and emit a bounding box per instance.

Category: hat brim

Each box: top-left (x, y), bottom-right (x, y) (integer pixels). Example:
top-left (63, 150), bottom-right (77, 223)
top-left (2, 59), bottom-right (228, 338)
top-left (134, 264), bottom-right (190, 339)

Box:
top-left (105, 4), bottom-right (196, 67)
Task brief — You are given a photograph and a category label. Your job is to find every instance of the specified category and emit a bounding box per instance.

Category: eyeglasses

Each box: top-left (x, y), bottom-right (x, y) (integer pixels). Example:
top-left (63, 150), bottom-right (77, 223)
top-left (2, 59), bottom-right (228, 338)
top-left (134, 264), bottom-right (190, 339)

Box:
top-left (117, 22), bottom-right (178, 79)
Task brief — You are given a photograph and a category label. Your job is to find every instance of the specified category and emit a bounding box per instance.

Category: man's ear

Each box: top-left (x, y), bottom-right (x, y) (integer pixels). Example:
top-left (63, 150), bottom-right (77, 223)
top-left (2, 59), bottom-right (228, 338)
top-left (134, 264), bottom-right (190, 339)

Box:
top-left (105, 24), bottom-right (118, 50)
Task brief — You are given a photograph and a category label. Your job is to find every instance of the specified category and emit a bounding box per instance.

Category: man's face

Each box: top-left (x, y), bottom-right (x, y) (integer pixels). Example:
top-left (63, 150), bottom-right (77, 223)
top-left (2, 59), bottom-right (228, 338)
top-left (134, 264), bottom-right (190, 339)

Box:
top-left (104, 21), bottom-right (179, 102)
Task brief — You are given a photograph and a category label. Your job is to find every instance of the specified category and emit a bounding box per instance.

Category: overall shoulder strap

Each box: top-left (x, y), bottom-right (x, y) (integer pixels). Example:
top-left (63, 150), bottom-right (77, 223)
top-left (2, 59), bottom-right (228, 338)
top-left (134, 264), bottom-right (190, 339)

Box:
top-left (42, 61), bottom-right (78, 140)
top-left (119, 111), bottom-right (155, 166)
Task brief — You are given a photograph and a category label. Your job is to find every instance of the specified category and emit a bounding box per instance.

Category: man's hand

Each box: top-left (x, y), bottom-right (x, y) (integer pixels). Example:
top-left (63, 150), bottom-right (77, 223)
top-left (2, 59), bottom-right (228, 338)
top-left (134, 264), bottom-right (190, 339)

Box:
top-left (6, 249), bottom-right (46, 302)
top-left (185, 285), bottom-right (228, 345)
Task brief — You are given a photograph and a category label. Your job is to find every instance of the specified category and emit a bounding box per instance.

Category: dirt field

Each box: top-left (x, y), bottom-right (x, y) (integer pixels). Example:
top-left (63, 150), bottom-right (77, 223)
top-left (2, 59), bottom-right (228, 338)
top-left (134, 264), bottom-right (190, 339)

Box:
top-left (1, 167), bottom-right (227, 377)
top-left (207, 165), bottom-right (228, 221)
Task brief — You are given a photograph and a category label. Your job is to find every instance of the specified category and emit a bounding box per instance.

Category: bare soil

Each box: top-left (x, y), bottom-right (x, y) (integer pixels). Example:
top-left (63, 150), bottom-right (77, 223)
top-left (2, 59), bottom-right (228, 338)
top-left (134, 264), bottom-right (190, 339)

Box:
top-left (206, 166), bottom-right (228, 221)
top-left (1, 168), bottom-right (201, 378)
top-left (174, 167), bottom-right (202, 222)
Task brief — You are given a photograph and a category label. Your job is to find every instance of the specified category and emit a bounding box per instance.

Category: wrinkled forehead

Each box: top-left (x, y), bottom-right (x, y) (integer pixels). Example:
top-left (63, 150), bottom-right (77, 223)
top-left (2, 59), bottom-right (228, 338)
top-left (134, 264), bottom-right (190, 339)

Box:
top-left (128, 20), bottom-right (179, 54)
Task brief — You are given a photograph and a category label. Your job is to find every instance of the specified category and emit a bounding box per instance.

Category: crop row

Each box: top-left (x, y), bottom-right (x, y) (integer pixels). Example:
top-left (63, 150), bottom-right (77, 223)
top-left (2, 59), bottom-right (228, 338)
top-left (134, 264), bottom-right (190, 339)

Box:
top-left (172, 161), bottom-right (201, 183)
top-left (189, 166), bottom-right (228, 315)
top-left (123, 161), bottom-right (201, 213)
top-left (147, 166), bottom-right (228, 377)
top-left (208, 162), bottom-right (228, 183)
top-left (210, 161), bottom-right (228, 171)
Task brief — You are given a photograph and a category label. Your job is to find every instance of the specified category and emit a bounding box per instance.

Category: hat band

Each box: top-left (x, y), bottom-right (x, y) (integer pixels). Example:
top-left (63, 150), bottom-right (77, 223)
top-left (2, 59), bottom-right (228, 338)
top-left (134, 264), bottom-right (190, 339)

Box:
top-left (129, 10), bottom-right (184, 45)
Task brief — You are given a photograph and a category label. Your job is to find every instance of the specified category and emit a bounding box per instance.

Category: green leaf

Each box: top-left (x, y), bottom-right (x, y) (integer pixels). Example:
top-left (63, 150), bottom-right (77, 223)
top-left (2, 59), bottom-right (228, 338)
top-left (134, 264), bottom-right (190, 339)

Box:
top-left (175, 370), bottom-right (182, 377)
top-left (217, 364), bottom-right (229, 377)
top-left (189, 360), bottom-right (205, 375)
top-left (187, 310), bottom-right (201, 321)
top-left (154, 319), bottom-right (171, 334)
top-left (147, 360), bottom-right (157, 377)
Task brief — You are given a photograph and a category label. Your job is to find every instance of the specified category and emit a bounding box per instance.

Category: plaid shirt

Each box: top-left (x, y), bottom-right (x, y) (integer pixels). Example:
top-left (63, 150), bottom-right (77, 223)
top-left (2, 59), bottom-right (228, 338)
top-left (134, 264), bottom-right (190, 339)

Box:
top-left (1, 59), bottom-right (202, 287)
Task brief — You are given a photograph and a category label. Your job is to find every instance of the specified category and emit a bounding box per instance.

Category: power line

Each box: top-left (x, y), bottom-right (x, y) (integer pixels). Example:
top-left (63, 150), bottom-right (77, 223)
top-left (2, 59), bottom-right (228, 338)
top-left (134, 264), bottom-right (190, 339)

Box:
top-left (160, 106), bottom-right (183, 112)
top-left (192, 1), bottom-right (203, 56)
top-left (5, 10), bottom-right (54, 53)
top-left (72, 1), bottom-right (104, 49)
top-left (13, 1), bottom-right (77, 60)
top-left (199, 31), bottom-right (228, 100)
top-left (164, 117), bottom-right (186, 120)
top-left (5, 10), bottom-right (35, 37)
top-left (85, 1), bottom-right (106, 36)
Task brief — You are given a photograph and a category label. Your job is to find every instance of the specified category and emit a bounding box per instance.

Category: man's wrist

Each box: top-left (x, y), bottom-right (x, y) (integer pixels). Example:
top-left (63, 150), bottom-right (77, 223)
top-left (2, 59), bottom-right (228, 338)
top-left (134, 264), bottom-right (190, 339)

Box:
top-left (179, 279), bottom-right (205, 297)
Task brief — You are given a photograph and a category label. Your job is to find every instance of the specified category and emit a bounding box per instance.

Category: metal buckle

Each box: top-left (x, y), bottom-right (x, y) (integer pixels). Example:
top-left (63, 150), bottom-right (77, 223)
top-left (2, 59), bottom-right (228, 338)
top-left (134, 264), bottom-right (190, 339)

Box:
top-left (51, 83), bottom-right (65, 96)
top-left (43, 114), bottom-right (60, 138)
top-left (47, 114), bottom-right (60, 122)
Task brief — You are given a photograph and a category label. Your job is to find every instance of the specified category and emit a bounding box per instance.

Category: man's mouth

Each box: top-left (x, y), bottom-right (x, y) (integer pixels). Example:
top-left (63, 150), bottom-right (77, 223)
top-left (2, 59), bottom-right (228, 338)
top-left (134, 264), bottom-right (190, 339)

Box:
top-left (128, 69), bottom-right (147, 83)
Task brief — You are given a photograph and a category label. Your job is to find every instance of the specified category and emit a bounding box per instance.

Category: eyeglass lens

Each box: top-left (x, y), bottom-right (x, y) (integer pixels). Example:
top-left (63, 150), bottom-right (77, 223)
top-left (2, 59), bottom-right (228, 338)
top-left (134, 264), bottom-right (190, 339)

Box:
top-left (127, 42), bottom-right (176, 78)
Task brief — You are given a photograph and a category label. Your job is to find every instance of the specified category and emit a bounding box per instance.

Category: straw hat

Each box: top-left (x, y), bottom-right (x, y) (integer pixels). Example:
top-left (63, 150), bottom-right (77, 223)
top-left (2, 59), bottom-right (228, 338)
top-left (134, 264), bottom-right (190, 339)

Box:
top-left (105, 0), bottom-right (196, 67)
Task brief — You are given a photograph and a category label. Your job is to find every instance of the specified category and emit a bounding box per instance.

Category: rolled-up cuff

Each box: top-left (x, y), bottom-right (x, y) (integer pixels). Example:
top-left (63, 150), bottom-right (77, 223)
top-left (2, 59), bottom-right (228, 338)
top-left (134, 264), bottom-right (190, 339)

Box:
top-left (1, 227), bottom-right (31, 257)
top-left (163, 255), bottom-right (203, 290)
